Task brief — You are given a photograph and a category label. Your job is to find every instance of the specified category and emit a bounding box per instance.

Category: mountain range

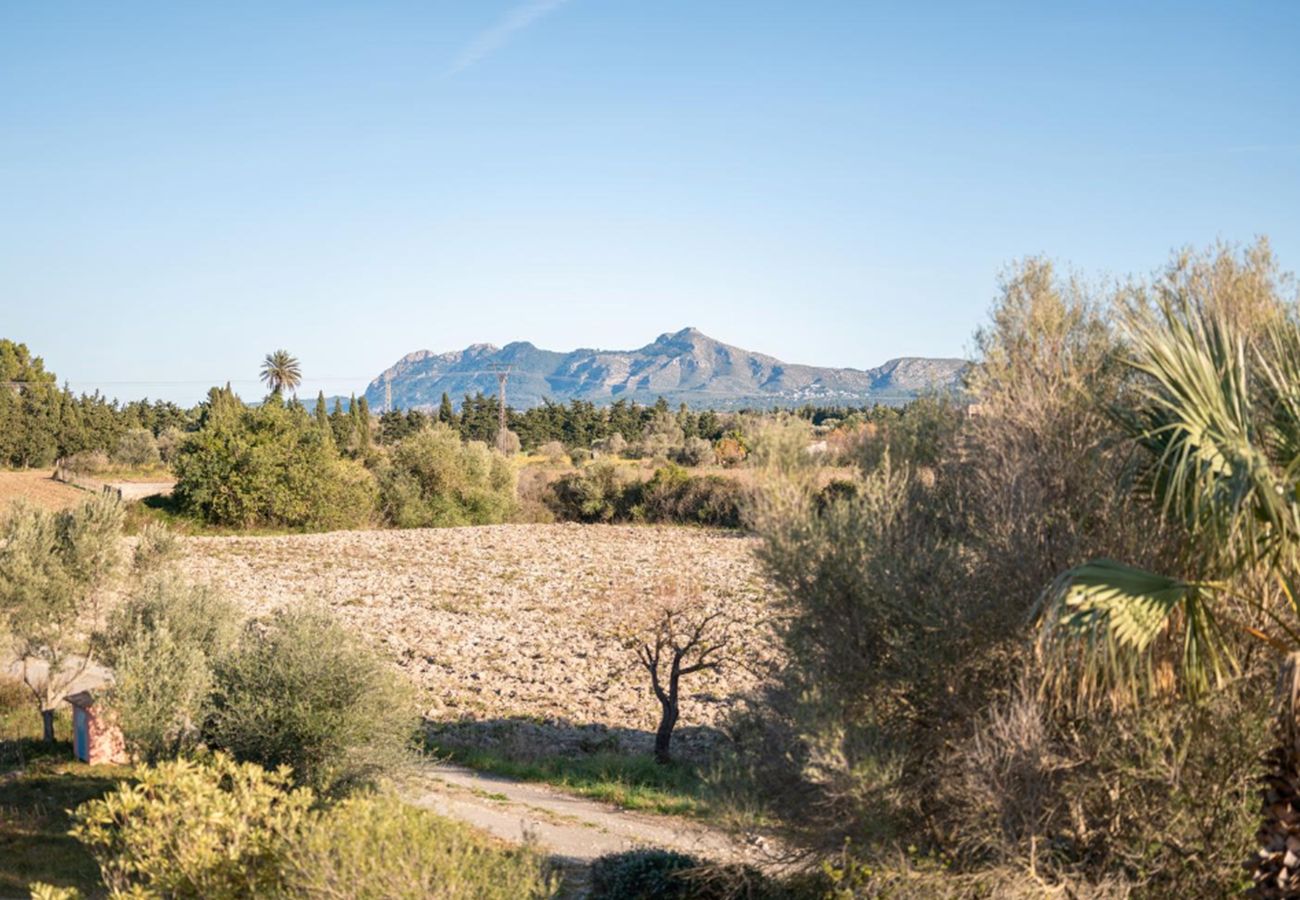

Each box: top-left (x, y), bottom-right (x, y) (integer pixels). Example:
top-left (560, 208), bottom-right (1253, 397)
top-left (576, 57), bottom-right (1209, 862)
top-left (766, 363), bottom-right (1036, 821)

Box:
top-left (362, 328), bottom-right (967, 412)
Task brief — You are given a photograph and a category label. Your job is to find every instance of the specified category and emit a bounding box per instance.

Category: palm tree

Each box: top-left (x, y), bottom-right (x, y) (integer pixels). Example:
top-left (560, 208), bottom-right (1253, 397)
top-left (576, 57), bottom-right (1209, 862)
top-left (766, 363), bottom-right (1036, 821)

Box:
top-left (1037, 297), bottom-right (1300, 897)
top-left (259, 350), bottom-right (302, 397)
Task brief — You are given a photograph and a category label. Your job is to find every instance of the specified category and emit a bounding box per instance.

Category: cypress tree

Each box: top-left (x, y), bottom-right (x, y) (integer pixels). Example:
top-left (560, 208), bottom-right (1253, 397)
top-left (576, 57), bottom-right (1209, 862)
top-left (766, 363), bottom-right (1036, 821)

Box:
top-left (438, 392), bottom-right (455, 425)
top-left (356, 396), bottom-right (371, 448)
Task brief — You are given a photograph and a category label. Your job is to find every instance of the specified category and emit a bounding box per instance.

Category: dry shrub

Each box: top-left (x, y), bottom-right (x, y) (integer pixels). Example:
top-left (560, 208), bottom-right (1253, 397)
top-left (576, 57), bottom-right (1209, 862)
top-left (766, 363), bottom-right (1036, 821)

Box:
top-left (741, 247), bottom-right (1289, 893)
top-left (62, 450), bottom-right (109, 475)
top-left (538, 440), bottom-right (568, 465)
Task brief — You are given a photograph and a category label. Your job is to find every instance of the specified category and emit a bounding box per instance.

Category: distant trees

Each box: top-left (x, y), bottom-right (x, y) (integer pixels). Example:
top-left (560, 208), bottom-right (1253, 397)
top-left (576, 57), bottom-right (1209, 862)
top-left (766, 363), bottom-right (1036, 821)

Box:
top-left (259, 350), bottom-right (302, 396)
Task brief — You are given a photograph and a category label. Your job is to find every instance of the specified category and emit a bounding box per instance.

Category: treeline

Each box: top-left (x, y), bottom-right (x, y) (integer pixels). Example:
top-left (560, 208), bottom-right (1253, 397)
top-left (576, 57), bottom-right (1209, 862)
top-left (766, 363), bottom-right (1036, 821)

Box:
top-left (376, 393), bottom-right (733, 451)
top-left (0, 340), bottom-right (190, 468)
top-left (379, 390), bottom-right (932, 452)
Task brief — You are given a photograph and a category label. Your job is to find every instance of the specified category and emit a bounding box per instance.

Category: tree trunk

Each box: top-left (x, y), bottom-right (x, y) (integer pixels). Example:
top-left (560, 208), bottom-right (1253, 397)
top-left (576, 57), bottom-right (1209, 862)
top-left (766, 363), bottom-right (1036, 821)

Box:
top-left (1252, 653), bottom-right (1300, 898)
top-left (654, 699), bottom-right (679, 765)
top-left (42, 708), bottom-right (56, 743)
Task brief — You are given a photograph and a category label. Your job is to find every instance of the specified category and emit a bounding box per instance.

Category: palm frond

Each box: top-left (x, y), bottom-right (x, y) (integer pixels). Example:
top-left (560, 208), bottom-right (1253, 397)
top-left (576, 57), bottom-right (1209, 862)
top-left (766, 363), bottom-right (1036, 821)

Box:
top-left (1123, 296), bottom-right (1293, 569)
top-left (1036, 559), bottom-right (1236, 708)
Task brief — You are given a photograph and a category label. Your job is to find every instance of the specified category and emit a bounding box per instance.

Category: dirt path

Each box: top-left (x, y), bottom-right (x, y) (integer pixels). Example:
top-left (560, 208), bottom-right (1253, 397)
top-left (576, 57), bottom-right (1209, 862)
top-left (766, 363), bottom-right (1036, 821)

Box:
top-left (410, 764), bottom-right (780, 869)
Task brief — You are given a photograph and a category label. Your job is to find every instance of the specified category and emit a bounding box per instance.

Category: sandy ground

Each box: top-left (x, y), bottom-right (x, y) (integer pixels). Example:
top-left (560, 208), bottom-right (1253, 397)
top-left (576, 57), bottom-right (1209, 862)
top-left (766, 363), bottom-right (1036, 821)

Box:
top-left (0, 469), bottom-right (89, 512)
top-left (180, 524), bottom-right (783, 758)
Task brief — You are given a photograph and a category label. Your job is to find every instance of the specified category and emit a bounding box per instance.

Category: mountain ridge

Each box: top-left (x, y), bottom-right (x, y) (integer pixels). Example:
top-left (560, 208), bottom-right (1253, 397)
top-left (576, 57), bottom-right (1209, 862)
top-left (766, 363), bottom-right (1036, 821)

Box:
top-left (363, 327), bottom-right (968, 412)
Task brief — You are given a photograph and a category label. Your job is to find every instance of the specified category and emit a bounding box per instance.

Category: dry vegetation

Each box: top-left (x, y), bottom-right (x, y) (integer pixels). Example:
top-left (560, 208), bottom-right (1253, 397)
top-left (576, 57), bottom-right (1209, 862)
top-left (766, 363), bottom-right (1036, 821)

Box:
top-left (179, 524), bottom-right (780, 759)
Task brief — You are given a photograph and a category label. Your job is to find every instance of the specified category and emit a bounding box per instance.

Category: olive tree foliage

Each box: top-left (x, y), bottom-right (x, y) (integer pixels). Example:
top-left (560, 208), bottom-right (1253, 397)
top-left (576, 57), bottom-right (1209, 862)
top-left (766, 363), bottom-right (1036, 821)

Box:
top-left (638, 410), bottom-right (685, 460)
top-left (98, 540), bottom-right (243, 763)
top-left (0, 495), bottom-right (123, 741)
top-left (112, 427), bottom-right (161, 468)
top-left (208, 605), bottom-right (417, 797)
top-left (377, 423), bottom-right (517, 528)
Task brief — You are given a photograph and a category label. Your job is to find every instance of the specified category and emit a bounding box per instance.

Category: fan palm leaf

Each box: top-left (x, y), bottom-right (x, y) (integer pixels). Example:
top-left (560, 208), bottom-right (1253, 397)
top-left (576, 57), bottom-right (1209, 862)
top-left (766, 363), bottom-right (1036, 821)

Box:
top-left (260, 350), bottom-right (302, 396)
top-left (1039, 297), bottom-right (1300, 707)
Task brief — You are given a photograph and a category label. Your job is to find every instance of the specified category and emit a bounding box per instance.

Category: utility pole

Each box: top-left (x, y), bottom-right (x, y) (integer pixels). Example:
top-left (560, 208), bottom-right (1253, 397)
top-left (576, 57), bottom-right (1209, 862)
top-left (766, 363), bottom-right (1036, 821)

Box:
top-left (490, 363), bottom-right (511, 452)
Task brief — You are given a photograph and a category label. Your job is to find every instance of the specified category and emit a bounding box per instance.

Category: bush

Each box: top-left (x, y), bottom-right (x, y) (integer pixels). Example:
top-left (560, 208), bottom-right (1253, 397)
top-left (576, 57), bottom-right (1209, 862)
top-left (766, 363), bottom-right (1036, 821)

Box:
top-left (640, 411), bottom-right (685, 461)
top-left (378, 424), bottom-right (517, 528)
top-left (636, 465), bottom-right (746, 528)
top-left (280, 793), bottom-right (557, 899)
top-left (62, 450), bottom-right (109, 475)
top-left (71, 753), bottom-right (313, 898)
top-left (173, 389), bottom-right (376, 530)
top-left (714, 436), bottom-right (747, 467)
top-left (208, 606), bottom-right (416, 796)
top-left (154, 426), bottom-right (184, 464)
top-left (674, 436), bottom-right (715, 467)
top-left (100, 574), bottom-right (242, 762)
top-left (113, 428), bottom-right (161, 468)
top-left (495, 428), bottom-right (521, 455)
top-left (547, 463), bottom-right (747, 528)
top-left (538, 440), bottom-right (568, 465)
top-left (589, 850), bottom-right (782, 900)
top-left (547, 461), bottom-right (637, 523)
top-left (68, 755), bottom-right (556, 900)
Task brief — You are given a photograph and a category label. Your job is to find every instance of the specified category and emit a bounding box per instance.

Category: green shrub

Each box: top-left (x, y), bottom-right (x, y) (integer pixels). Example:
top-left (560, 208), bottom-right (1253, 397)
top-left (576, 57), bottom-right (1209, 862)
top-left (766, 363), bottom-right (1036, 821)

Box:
top-left (547, 460), bottom-right (637, 523)
top-left (113, 428), bottom-right (161, 468)
top-left (589, 850), bottom-right (783, 900)
top-left (71, 753), bottom-right (313, 899)
top-left (378, 424), bottom-right (517, 527)
top-left (100, 574), bottom-right (242, 762)
top-left (547, 463), bottom-right (747, 528)
top-left (590, 849), bottom-right (702, 899)
top-left (208, 606), bottom-right (416, 796)
top-left (636, 465), bottom-right (746, 528)
top-left (280, 793), bottom-right (557, 899)
top-left (172, 388), bottom-right (376, 530)
top-left (69, 755), bottom-right (556, 900)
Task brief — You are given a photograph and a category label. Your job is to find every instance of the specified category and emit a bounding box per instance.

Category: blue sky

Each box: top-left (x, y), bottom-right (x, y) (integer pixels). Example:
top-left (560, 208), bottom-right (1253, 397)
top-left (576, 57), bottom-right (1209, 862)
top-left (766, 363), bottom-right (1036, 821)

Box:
top-left (2, 1), bottom-right (1297, 404)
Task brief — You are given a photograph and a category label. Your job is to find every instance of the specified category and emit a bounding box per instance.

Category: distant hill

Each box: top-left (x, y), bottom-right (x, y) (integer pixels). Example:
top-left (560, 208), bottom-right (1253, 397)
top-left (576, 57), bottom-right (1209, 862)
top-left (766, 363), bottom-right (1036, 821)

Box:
top-left (362, 327), bottom-right (968, 412)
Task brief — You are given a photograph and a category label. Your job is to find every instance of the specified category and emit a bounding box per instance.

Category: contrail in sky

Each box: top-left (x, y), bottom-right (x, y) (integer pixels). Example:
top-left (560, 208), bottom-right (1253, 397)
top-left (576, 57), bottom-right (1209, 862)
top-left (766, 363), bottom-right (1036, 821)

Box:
top-left (447, 0), bottom-right (572, 75)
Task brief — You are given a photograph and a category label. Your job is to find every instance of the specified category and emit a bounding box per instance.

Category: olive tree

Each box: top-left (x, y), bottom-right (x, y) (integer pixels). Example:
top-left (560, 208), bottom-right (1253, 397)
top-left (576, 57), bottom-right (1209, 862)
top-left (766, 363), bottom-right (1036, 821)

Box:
top-left (0, 495), bottom-right (123, 741)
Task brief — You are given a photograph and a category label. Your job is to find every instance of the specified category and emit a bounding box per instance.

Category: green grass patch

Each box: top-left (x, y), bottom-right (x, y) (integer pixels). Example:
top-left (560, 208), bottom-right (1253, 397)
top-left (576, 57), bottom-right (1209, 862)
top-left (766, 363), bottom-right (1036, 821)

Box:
top-left (435, 747), bottom-right (710, 818)
top-left (122, 493), bottom-right (313, 537)
top-left (1, 684), bottom-right (127, 896)
top-left (0, 758), bottom-right (127, 897)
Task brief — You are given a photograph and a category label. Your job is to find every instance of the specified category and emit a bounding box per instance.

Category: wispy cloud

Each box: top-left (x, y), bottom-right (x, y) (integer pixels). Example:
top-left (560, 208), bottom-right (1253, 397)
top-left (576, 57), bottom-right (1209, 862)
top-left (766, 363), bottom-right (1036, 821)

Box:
top-left (446, 0), bottom-right (571, 76)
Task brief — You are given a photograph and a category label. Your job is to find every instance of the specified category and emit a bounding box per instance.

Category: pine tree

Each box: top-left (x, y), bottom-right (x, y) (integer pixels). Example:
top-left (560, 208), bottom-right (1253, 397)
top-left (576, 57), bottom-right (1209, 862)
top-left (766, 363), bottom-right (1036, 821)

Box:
top-left (438, 392), bottom-right (456, 425)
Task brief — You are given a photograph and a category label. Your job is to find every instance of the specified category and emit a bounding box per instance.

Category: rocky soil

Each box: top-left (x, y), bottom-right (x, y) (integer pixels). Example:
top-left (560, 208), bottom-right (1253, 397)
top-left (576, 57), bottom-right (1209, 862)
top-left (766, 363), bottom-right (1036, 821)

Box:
top-left (180, 524), bottom-right (782, 758)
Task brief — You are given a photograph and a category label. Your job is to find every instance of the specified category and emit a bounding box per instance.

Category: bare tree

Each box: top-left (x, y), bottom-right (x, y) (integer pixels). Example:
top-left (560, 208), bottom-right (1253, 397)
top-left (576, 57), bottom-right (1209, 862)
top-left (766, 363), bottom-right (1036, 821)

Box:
top-left (626, 580), bottom-right (733, 765)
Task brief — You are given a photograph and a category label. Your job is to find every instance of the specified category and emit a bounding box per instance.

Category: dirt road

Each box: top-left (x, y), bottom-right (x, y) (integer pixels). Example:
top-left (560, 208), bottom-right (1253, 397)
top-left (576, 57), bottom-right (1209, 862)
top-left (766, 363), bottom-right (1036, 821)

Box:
top-left (412, 763), bottom-right (780, 867)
